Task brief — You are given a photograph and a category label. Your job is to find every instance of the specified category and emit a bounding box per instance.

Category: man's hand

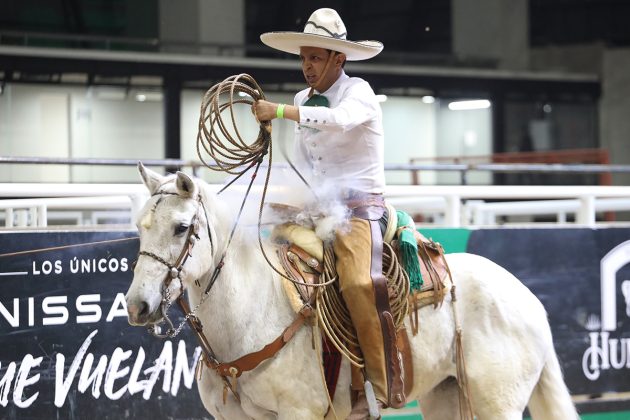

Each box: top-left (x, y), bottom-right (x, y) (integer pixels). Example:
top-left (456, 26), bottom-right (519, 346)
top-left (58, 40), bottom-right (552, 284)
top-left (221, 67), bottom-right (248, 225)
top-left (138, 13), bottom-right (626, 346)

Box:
top-left (252, 100), bottom-right (278, 122)
top-left (252, 100), bottom-right (299, 122)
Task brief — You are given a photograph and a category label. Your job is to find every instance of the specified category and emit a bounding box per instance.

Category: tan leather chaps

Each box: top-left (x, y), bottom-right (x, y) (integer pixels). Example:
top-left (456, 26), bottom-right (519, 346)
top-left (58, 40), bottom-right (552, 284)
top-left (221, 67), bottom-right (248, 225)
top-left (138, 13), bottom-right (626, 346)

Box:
top-left (333, 202), bottom-right (405, 408)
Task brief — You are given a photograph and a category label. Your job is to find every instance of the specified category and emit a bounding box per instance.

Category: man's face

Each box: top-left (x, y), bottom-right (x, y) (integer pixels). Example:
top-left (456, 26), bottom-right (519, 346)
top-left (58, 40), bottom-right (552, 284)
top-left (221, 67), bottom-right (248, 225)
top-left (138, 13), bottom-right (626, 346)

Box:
top-left (299, 46), bottom-right (344, 91)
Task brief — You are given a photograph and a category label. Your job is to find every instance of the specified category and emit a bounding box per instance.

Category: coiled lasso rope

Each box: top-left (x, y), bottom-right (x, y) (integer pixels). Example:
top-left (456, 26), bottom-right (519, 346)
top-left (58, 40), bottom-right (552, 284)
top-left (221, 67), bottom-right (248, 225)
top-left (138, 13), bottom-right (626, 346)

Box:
top-left (316, 242), bottom-right (410, 368)
top-left (197, 74), bottom-right (271, 176)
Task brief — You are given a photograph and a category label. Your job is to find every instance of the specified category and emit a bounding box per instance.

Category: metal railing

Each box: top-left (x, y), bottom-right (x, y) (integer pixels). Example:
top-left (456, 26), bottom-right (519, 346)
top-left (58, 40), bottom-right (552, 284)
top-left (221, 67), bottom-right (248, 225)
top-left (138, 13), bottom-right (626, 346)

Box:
top-left (408, 149), bottom-right (619, 185)
top-left (2, 156), bottom-right (630, 228)
top-left (3, 156), bottom-right (630, 180)
top-left (0, 156), bottom-right (202, 175)
top-left (2, 182), bottom-right (630, 229)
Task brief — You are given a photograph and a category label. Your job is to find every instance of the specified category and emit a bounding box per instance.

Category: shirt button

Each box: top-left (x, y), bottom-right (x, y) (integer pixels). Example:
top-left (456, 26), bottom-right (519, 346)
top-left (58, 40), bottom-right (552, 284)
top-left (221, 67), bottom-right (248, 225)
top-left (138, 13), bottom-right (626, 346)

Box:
top-left (318, 157), bottom-right (322, 161)
top-left (306, 118), bottom-right (311, 122)
top-left (323, 120), bottom-right (326, 124)
top-left (314, 120), bottom-right (318, 123)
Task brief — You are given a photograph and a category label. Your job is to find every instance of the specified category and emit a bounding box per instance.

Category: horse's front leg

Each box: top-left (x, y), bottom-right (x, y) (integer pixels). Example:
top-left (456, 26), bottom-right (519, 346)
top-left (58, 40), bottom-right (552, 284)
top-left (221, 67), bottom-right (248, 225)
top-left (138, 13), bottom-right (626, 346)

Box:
top-left (197, 370), bottom-right (253, 419)
top-left (277, 403), bottom-right (327, 420)
top-left (275, 385), bottom-right (330, 420)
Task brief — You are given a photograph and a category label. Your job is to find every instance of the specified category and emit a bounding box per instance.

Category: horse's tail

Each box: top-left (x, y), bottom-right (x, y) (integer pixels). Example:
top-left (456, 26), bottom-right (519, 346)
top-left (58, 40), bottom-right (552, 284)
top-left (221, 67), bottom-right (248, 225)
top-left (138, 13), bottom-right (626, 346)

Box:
top-left (527, 350), bottom-right (579, 420)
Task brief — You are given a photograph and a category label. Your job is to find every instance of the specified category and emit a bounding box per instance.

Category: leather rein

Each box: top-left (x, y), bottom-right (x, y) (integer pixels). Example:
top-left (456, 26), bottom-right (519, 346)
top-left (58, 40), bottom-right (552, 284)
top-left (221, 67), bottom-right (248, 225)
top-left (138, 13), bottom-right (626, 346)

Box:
top-left (134, 187), bottom-right (311, 403)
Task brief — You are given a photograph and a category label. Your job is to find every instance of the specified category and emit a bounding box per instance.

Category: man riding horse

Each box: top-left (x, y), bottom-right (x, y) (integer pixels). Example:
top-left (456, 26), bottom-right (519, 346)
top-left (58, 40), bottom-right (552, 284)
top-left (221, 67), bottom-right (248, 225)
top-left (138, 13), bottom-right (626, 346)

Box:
top-left (253, 8), bottom-right (402, 419)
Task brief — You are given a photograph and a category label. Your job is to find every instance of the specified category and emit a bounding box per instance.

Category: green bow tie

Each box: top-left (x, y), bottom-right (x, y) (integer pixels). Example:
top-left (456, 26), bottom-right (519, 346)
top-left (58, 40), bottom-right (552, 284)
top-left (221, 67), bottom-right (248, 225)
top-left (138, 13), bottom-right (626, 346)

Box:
top-left (303, 94), bottom-right (329, 107)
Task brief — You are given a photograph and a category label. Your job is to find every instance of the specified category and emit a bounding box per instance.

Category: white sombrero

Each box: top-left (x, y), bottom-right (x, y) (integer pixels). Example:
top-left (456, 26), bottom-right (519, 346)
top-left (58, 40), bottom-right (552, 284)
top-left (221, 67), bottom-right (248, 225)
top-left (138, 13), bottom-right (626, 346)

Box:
top-left (260, 8), bottom-right (383, 61)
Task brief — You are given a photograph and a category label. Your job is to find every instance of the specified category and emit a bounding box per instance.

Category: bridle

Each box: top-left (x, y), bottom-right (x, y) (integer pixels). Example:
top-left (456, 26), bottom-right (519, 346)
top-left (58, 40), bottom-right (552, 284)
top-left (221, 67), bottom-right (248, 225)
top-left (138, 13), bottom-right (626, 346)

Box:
top-left (135, 189), bottom-right (215, 339)
top-left (133, 184), bottom-right (312, 404)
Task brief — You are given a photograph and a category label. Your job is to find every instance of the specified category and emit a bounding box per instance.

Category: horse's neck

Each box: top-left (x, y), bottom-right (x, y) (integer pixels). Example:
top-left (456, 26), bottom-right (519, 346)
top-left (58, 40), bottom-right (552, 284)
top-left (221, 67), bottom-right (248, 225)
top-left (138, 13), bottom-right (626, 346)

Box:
top-left (189, 233), bottom-right (296, 361)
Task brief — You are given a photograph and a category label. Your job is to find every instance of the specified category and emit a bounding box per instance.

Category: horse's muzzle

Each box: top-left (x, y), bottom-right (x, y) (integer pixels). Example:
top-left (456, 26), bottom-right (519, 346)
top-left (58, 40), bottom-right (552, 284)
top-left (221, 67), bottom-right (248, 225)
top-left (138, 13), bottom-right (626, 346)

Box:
top-left (127, 300), bottom-right (162, 326)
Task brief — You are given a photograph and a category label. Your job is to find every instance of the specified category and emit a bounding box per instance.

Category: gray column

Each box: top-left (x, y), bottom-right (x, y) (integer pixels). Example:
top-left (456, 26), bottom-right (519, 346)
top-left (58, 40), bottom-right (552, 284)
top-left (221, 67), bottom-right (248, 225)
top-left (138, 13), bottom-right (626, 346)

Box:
top-left (198, 0), bottom-right (245, 56)
top-left (600, 49), bottom-right (630, 185)
top-left (452, 0), bottom-right (529, 70)
top-left (159, 0), bottom-right (244, 55)
top-left (164, 76), bottom-right (181, 168)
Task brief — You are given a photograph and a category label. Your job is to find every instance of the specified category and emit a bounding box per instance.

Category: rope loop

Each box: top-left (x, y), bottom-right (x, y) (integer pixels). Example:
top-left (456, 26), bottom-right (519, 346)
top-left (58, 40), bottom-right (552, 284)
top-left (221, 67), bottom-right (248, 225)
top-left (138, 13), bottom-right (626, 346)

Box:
top-left (197, 73), bottom-right (271, 175)
top-left (315, 242), bottom-right (410, 368)
top-left (196, 74), bottom-right (311, 285)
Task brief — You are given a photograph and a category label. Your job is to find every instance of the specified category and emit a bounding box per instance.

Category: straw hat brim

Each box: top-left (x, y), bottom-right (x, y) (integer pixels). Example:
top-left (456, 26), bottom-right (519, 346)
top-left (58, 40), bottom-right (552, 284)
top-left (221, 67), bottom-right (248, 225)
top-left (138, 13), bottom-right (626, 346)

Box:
top-left (260, 32), bottom-right (383, 61)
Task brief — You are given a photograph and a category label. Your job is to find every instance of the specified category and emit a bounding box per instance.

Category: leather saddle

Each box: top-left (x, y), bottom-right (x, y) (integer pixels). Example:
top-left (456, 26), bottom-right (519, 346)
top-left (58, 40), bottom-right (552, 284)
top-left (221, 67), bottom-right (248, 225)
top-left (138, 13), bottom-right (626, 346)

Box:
top-left (271, 203), bottom-right (451, 315)
top-left (269, 202), bottom-right (452, 407)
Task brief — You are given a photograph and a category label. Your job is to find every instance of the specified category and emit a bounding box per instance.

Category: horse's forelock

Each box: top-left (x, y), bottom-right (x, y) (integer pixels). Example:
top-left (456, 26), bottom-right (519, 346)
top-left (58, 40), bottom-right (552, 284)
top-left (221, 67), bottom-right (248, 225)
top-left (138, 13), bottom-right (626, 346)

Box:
top-left (140, 210), bottom-right (153, 229)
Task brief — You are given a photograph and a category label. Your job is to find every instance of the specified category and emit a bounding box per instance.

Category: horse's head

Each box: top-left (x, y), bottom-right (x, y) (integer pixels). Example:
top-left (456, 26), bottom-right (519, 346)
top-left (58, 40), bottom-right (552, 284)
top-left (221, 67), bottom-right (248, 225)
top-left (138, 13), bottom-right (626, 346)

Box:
top-left (125, 163), bottom-right (217, 327)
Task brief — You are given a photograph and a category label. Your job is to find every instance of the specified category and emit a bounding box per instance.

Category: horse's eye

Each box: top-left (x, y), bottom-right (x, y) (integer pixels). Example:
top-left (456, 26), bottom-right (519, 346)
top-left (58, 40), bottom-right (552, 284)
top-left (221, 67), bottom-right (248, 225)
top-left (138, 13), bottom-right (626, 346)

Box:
top-left (174, 223), bottom-right (189, 236)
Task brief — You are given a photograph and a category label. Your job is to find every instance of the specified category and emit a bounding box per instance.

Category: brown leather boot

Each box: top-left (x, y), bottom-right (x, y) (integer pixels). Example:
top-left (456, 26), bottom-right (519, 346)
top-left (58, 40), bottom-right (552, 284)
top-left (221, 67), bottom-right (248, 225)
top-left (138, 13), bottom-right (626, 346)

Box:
top-left (345, 392), bottom-right (384, 420)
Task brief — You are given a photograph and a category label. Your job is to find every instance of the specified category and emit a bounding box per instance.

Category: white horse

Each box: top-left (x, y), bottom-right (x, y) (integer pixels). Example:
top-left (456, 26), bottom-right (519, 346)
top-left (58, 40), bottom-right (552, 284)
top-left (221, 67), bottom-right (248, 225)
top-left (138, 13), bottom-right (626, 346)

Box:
top-left (125, 163), bottom-right (579, 420)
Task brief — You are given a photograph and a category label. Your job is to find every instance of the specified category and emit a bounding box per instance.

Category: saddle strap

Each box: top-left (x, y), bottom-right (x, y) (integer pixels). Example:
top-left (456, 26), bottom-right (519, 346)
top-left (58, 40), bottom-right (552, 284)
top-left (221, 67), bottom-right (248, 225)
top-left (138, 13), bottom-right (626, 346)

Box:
top-left (278, 244), bottom-right (320, 305)
top-left (368, 218), bottom-right (406, 409)
top-left (213, 304), bottom-right (313, 378)
top-left (288, 243), bottom-right (324, 273)
top-left (180, 295), bottom-right (312, 403)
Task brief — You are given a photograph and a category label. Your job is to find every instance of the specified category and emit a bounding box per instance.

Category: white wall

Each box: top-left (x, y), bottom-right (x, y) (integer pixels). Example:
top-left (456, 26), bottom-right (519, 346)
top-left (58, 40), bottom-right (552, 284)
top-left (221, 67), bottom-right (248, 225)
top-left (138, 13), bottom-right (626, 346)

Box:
top-left (0, 84), bottom-right (164, 183)
top-left (381, 97), bottom-right (436, 185)
top-left (0, 85), bottom-right (70, 182)
top-left (1, 83), bottom-right (495, 186)
top-left (436, 100), bottom-right (492, 184)
top-left (70, 87), bottom-right (164, 182)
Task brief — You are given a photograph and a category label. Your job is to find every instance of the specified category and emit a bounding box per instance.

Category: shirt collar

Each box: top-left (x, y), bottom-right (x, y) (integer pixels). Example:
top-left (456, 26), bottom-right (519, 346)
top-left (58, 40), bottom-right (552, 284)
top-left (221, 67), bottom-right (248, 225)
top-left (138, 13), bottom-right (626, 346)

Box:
top-left (315, 70), bottom-right (348, 96)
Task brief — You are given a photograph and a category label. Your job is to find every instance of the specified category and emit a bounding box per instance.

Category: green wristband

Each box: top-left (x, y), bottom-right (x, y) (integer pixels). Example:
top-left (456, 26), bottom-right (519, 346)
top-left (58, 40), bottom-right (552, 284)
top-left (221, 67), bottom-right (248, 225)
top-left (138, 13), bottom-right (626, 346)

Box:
top-left (276, 103), bottom-right (285, 119)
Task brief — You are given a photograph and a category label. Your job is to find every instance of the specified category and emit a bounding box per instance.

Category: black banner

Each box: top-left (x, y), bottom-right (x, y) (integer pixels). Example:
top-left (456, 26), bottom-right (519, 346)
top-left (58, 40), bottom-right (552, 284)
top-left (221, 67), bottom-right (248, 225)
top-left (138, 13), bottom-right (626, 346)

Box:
top-left (3, 228), bottom-right (630, 417)
top-left (0, 231), bottom-right (210, 420)
top-left (467, 228), bottom-right (630, 396)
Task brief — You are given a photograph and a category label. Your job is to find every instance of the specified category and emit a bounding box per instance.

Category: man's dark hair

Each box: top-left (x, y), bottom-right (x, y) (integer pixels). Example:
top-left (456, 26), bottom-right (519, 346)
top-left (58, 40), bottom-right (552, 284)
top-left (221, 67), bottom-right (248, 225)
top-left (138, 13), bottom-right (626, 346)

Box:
top-left (328, 49), bottom-right (346, 68)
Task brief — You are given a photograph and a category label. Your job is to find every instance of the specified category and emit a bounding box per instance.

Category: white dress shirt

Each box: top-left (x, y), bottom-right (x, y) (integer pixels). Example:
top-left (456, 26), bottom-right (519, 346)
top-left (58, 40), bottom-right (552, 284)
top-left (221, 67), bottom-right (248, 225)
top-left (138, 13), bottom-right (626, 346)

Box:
top-left (292, 71), bottom-right (385, 194)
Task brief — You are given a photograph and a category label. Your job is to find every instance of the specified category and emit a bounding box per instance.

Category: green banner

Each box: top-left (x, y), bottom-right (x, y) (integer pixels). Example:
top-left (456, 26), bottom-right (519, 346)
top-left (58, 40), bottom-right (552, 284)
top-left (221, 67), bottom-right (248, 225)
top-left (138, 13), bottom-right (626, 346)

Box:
top-left (418, 228), bottom-right (471, 253)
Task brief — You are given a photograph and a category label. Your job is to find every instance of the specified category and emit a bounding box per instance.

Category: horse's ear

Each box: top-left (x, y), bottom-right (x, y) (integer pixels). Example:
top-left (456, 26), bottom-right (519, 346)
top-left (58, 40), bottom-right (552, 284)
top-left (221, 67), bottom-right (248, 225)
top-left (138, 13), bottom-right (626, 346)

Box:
top-left (175, 171), bottom-right (197, 198)
top-left (138, 162), bottom-right (163, 195)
